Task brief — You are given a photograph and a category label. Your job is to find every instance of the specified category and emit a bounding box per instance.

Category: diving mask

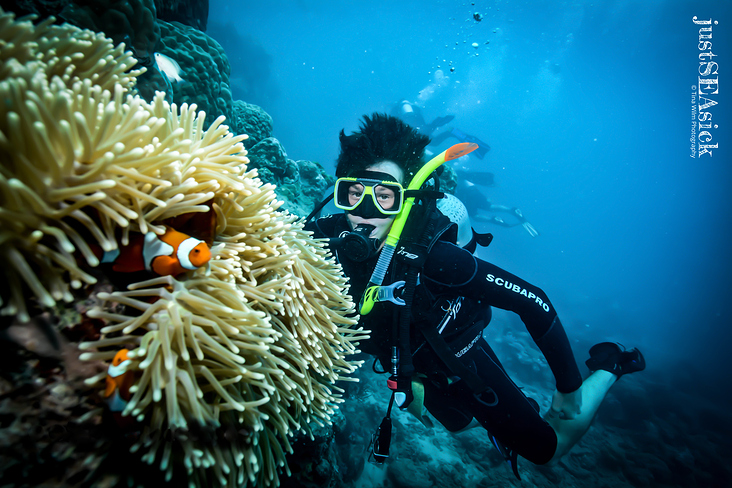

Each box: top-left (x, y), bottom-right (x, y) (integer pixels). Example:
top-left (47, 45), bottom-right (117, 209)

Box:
top-left (334, 171), bottom-right (404, 219)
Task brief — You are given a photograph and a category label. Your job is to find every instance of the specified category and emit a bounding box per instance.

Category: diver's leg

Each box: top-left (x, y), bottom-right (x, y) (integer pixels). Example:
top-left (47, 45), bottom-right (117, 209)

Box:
top-left (422, 375), bottom-right (476, 432)
top-left (430, 129), bottom-right (457, 146)
top-left (545, 369), bottom-right (616, 461)
top-left (545, 343), bottom-right (645, 462)
top-left (465, 340), bottom-right (558, 466)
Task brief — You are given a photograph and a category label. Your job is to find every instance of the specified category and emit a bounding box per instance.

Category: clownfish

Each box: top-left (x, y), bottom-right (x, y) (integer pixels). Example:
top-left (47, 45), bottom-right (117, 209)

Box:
top-left (104, 349), bottom-right (135, 413)
top-left (100, 226), bottom-right (211, 276)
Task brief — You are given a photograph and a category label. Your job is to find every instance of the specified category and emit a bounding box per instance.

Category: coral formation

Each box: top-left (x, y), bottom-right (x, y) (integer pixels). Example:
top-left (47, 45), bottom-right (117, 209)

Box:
top-left (155, 19), bottom-right (235, 130)
top-left (246, 137), bottom-right (335, 217)
top-left (59, 0), bottom-right (160, 63)
top-left (0, 8), bottom-right (366, 487)
top-left (234, 100), bottom-right (273, 150)
top-left (1, 1), bottom-right (333, 218)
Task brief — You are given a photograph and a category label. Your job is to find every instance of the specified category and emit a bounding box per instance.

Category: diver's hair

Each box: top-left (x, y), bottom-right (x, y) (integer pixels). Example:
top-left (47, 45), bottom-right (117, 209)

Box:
top-left (335, 113), bottom-right (430, 182)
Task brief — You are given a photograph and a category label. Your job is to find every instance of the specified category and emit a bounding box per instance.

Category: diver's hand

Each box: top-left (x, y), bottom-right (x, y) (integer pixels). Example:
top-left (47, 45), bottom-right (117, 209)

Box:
top-left (548, 388), bottom-right (582, 420)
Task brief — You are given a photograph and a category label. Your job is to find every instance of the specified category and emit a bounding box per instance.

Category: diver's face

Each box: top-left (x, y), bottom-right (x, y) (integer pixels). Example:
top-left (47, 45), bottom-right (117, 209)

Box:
top-left (346, 161), bottom-right (404, 241)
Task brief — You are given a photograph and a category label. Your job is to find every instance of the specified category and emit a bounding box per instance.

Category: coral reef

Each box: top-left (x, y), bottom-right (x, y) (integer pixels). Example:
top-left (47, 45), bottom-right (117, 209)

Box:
top-left (0, 0), bottom-right (69, 19)
top-left (0, 1), bottom-right (332, 220)
top-left (0, 310), bottom-right (111, 485)
top-left (245, 137), bottom-right (335, 217)
top-left (0, 8), bottom-right (366, 487)
top-left (232, 103), bottom-right (334, 218)
top-left (154, 19), bottom-right (234, 129)
top-left (59, 0), bottom-right (160, 63)
top-left (234, 100), bottom-right (273, 150)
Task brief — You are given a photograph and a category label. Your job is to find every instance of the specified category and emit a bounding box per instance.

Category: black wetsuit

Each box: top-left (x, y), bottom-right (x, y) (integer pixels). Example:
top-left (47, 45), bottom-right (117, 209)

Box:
top-left (305, 212), bottom-right (582, 465)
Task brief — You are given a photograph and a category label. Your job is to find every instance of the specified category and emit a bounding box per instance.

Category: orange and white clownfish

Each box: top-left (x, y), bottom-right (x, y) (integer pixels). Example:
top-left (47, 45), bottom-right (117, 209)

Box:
top-left (100, 226), bottom-right (211, 276)
top-left (104, 349), bottom-right (135, 413)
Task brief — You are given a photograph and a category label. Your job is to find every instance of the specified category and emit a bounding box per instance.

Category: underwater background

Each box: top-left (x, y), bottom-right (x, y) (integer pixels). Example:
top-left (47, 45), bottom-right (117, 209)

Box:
top-left (209, 1), bottom-right (732, 487)
top-left (0, 0), bottom-right (730, 487)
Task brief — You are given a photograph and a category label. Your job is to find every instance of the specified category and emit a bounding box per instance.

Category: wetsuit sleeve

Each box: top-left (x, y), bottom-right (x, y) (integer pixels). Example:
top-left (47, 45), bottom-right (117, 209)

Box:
top-left (303, 218), bottom-right (326, 238)
top-left (303, 214), bottom-right (343, 240)
top-left (422, 241), bottom-right (582, 393)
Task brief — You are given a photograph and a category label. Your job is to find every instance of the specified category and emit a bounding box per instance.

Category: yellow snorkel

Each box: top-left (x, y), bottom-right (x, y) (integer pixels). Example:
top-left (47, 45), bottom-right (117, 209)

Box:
top-left (359, 142), bottom-right (479, 314)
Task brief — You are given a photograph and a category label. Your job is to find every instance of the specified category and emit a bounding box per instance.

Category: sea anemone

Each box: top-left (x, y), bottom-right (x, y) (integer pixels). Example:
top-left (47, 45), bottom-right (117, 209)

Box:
top-left (0, 9), bottom-right (366, 486)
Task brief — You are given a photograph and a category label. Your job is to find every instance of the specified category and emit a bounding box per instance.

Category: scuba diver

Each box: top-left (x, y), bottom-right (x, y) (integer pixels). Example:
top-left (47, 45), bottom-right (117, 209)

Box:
top-left (391, 99), bottom-right (454, 137)
top-left (472, 204), bottom-right (539, 237)
top-left (392, 100), bottom-right (490, 159)
top-left (393, 100), bottom-right (536, 237)
top-left (304, 114), bottom-right (645, 479)
top-left (453, 170), bottom-right (539, 238)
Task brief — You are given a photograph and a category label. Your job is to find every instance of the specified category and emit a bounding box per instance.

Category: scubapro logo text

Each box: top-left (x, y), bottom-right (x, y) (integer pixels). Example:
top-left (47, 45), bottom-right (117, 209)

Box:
top-left (485, 274), bottom-right (551, 312)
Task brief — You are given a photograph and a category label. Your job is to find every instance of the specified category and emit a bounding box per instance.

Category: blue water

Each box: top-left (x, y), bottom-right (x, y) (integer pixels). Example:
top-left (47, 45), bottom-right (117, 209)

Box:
top-left (208, 0), bottom-right (731, 483)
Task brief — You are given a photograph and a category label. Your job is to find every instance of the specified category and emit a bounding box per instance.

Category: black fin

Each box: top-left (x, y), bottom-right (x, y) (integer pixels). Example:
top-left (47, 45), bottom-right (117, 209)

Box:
top-left (491, 435), bottom-right (521, 480)
top-left (586, 342), bottom-right (646, 377)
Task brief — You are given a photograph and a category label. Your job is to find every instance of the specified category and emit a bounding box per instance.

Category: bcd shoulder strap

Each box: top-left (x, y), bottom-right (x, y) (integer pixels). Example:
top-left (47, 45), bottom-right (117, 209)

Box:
top-left (395, 201), bottom-right (489, 395)
top-left (391, 198), bottom-right (450, 380)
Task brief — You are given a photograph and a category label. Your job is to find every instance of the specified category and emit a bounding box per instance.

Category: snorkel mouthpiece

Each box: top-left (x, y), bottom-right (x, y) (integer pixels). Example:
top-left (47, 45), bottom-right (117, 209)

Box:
top-left (340, 224), bottom-right (380, 262)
